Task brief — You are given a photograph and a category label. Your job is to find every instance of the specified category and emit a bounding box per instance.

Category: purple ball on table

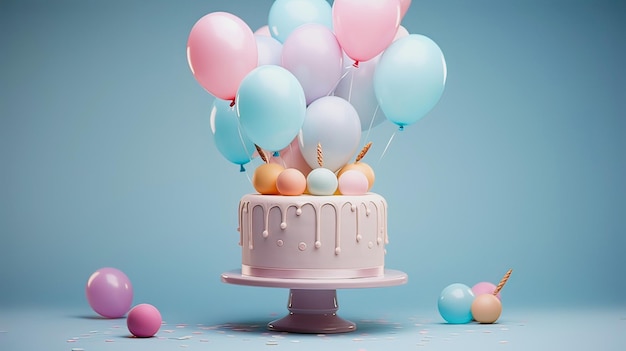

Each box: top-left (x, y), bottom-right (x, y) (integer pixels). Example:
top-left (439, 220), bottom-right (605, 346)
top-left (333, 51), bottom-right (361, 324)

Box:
top-left (85, 267), bottom-right (133, 318)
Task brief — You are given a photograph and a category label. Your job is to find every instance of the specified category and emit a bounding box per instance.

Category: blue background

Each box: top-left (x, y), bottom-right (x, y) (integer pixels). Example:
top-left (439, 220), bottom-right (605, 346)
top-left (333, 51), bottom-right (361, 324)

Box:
top-left (1, 0), bottom-right (625, 335)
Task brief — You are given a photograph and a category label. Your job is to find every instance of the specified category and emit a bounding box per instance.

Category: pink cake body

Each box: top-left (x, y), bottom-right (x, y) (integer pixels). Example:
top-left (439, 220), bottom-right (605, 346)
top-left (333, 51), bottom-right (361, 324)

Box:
top-left (238, 193), bottom-right (388, 279)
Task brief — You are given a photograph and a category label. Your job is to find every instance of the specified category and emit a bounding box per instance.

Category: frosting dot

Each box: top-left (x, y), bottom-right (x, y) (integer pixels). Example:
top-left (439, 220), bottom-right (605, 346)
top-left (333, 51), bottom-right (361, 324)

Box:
top-left (377, 237), bottom-right (382, 245)
top-left (356, 234), bottom-right (362, 242)
top-left (368, 241), bottom-right (374, 249)
top-left (335, 247), bottom-right (341, 255)
top-left (315, 241), bottom-right (321, 249)
top-left (351, 204), bottom-right (356, 212)
top-left (296, 208), bottom-right (302, 216)
top-left (280, 222), bottom-right (287, 229)
top-left (298, 242), bottom-right (307, 251)
top-left (262, 230), bottom-right (269, 238)
top-left (248, 244), bottom-right (253, 250)
top-left (366, 208), bottom-right (371, 216)
top-left (277, 240), bottom-right (284, 247)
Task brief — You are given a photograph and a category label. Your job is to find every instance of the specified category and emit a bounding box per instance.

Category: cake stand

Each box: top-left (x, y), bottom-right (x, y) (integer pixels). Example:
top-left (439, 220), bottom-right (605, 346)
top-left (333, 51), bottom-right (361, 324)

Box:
top-left (221, 269), bottom-right (407, 334)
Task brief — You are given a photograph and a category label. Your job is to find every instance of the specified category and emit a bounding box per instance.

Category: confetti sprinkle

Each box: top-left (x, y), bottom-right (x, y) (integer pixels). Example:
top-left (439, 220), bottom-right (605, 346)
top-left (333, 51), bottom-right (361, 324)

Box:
top-left (105, 339), bottom-right (114, 342)
top-left (66, 339), bottom-right (77, 343)
top-left (266, 340), bottom-right (279, 345)
top-left (71, 348), bottom-right (85, 351)
top-left (200, 339), bottom-right (209, 342)
top-left (499, 340), bottom-right (509, 344)
top-left (177, 335), bottom-right (193, 340)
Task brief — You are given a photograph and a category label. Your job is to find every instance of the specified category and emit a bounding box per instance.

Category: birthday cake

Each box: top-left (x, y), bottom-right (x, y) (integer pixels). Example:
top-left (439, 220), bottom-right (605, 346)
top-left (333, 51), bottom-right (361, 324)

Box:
top-left (238, 193), bottom-right (387, 279)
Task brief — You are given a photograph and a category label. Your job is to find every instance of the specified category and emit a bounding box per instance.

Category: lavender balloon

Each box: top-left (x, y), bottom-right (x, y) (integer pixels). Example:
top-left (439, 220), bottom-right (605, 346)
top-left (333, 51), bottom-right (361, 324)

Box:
top-left (281, 23), bottom-right (343, 105)
top-left (86, 267), bottom-right (133, 318)
top-left (255, 35), bottom-right (282, 66)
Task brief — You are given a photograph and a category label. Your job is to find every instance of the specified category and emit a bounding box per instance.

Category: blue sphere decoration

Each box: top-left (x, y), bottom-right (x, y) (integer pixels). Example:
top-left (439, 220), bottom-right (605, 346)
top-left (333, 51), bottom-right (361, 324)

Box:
top-left (306, 168), bottom-right (337, 195)
top-left (437, 283), bottom-right (475, 324)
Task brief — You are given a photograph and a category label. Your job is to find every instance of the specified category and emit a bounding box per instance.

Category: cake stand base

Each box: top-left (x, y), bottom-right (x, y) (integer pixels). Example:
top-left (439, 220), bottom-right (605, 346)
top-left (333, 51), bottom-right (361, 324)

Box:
top-left (221, 269), bottom-right (407, 334)
top-left (268, 289), bottom-right (355, 334)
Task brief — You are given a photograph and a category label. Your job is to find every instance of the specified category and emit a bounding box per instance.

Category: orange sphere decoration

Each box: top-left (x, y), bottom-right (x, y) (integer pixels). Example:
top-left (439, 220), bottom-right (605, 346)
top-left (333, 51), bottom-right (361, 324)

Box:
top-left (252, 163), bottom-right (284, 194)
top-left (338, 162), bottom-right (375, 190)
top-left (471, 294), bottom-right (502, 324)
top-left (276, 168), bottom-right (306, 196)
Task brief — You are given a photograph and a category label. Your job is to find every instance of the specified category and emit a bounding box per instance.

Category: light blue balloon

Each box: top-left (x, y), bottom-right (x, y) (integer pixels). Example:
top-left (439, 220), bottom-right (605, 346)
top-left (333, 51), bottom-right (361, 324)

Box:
top-left (437, 283), bottom-right (475, 324)
top-left (210, 98), bottom-right (255, 170)
top-left (374, 34), bottom-right (447, 129)
top-left (268, 0), bottom-right (332, 43)
top-left (236, 65), bottom-right (306, 151)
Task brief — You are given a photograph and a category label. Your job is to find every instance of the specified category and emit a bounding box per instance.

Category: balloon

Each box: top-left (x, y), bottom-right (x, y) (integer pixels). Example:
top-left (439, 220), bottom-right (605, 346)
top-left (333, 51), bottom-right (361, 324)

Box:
top-left (400, 0), bottom-right (411, 19)
top-left (268, 0), bottom-right (332, 43)
top-left (332, 0), bottom-right (401, 63)
top-left (127, 304), bottom-right (162, 338)
top-left (282, 24), bottom-right (343, 105)
top-left (270, 137), bottom-right (313, 176)
top-left (86, 267), bottom-right (133, 318)
top-left (334, 54), bottom-right (385, 131)
top-left (237, 65), bottom-right (307, 151)
top-left (374, 34), bottom-right (447, 128)
top-left (254, 25), bottom-right (271, 37)
top-left (255, 35), bottom-right (282, 66)
top-left (187, 12), bottom-right (258, 101)
top-left (394, 25), bottom-right (409, 41)
top-left (299, 96), bottom-right (361, 172)
top-left (210, 98), bottom-right (256, 169)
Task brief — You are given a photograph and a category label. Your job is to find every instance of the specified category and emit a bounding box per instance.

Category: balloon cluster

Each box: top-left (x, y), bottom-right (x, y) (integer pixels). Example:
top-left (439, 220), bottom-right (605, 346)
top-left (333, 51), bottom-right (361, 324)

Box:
top-left (438, 269), bottom-right (513, 324)
top-left (188, 0), bottom-right (447, 176)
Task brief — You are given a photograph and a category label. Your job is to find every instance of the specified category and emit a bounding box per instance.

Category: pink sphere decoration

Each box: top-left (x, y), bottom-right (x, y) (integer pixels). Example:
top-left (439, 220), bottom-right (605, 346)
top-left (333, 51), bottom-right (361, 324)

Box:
top-left (338, 169), bottom-right (369, 195)
top-left (86, 267), bottom-right (133, 318)
top-left (472, 282), bottom-right (502, 300)
top-left (127, 304), bottom-right (162, 338)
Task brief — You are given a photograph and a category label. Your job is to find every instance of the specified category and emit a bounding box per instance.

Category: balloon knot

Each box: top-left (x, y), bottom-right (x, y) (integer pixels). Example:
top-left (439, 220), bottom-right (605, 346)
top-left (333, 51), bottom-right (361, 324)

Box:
top-left (230, 99), bottom-right (236, 108)
top-left (273, 151), bottom-right (279, 157)
top-left (239, 164), bottom-right (245, 172)
top-left (352, 60), bottom-right (359, 68)
top-left (398, 125), bottom-right (405, 131)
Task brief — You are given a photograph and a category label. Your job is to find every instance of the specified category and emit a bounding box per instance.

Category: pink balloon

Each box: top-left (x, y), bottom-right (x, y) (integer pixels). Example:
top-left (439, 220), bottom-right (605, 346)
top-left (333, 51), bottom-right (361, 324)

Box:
top-left (187, 12), bottom-right (258, 101)
top-left (472, 282), bottom-right (502, 300)
top-left (332, 0), bottom-right (401, 63)
top-left (270, 137), bottom-right (313, 176)
top-left (281, 24), bottom-right (343, 105)
top-left (127, 304), bottom-right (162, 337)
top-left (399, 0), bottom-right (411, 19)
top-left (254, 25), bottom-right (271, 37)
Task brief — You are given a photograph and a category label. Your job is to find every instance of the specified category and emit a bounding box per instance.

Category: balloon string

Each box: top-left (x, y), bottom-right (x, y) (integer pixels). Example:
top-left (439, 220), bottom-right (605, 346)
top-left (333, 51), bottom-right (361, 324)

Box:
top-left (378, 130), bottom-right (397, 165)
top-left (347, 69), bottom-right (355, 103)
top-left (327, 66), bottom-right (353, 97)
top-left (364, 104), bottom-right (379, 143)
top-left (243, 166), bottom-right (252, 185)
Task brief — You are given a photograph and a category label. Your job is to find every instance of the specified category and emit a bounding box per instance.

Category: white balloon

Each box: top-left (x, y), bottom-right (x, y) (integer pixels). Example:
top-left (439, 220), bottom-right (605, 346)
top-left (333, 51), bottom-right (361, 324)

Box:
top-left (298, 96), bottom-right (361, 172)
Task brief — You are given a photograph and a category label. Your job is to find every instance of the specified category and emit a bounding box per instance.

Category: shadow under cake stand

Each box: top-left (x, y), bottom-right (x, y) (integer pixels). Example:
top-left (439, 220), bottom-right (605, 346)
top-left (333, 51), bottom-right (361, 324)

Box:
top-left (221, 269), bottom-right (407, 334)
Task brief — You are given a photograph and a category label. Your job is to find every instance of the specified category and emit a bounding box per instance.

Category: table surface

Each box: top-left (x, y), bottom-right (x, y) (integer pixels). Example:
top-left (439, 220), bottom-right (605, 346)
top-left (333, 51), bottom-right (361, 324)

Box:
top-left (2, 304), bottom-right (624, 351)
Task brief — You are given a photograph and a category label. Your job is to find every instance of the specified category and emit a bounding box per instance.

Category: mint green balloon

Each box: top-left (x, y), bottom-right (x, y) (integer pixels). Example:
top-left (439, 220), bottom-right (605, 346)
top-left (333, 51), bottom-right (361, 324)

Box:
top-left (374, 34), bottom-right (447, 129)
top-left (268, 0), bottom-right (332, 43)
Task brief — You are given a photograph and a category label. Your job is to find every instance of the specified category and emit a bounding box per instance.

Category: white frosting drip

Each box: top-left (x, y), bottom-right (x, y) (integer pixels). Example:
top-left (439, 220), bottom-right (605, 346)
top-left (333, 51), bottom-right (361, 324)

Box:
top-left (239, 195), bottom-right (387, 254)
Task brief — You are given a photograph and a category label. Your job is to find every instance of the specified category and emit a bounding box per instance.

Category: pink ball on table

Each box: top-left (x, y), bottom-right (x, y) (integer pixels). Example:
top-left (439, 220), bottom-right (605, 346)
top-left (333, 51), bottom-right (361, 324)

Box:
top-left (472, 282), bottom-right (501, 300)
top-left (86, 267), bottom-right (133, 318)
top-left (127, 304), bottom-right (162, 338)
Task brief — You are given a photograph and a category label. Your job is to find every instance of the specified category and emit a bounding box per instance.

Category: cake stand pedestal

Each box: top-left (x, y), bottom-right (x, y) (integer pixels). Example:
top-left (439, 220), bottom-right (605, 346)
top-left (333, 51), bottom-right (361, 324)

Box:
top-left (221, 269), bottom-right (407, 334)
